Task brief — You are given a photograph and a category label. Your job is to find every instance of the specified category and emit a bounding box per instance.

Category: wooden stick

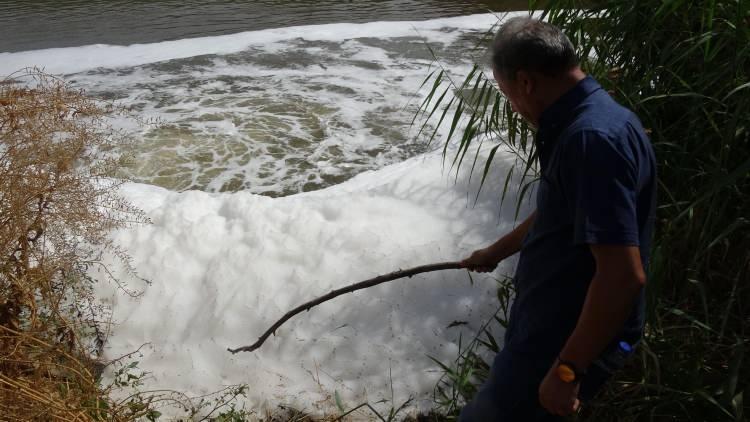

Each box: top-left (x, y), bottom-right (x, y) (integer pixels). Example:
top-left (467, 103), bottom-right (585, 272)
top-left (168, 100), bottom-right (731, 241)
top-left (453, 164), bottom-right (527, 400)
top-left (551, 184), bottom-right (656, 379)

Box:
top-left (227, 261), bottom-right (464, 353)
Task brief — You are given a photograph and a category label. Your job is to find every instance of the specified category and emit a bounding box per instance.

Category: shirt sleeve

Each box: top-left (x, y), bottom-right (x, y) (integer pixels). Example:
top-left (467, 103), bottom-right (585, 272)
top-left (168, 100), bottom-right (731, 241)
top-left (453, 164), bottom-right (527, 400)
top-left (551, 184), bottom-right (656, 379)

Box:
top-left (561, 129), bottom-right (640, 246)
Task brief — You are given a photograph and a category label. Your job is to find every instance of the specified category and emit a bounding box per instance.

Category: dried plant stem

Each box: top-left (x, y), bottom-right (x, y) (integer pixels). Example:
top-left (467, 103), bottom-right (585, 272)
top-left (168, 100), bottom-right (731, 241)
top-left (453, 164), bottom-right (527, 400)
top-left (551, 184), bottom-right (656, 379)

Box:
top-left (228, 262), bottom-right (464, 353)
top-left (1, 69), bottom-right (149, 420)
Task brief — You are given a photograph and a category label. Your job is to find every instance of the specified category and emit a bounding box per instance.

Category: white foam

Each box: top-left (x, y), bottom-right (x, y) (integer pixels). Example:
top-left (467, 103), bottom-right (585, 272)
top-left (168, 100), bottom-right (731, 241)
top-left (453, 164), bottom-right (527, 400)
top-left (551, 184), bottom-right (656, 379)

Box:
top-left (8, 12), bottom-right (537, 416)
top-left (0, 13), bottom-right (500, 76)
top-left (53, 21), bottom-right (492, 195)
top-left (3, 13), bottom-right (523, 196)
top-left (96, 138), bottom-right (531, 417)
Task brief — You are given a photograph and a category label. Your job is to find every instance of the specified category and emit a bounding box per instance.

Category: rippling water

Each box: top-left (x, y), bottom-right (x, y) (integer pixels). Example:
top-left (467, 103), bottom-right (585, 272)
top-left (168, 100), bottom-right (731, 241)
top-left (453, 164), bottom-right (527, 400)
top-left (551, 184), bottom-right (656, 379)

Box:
top-left (0, 0), bottom-right (525, 52)
top-left (1, 3), bottom-right (518, 196)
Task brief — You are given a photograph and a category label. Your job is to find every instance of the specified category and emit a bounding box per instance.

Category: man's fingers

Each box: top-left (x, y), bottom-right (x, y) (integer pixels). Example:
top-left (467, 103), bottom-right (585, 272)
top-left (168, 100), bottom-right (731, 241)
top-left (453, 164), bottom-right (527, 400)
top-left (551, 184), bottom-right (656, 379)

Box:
top-left (461, 263), bottom-right (494, 273)
top-left (558, 399), bottom-right (579, 416)
top-left (539, 396), bottom-right (550, 413)
top-left (553, 405), bottom-right (574, 416)
top-left (541, 398), bottom-right (576, 416)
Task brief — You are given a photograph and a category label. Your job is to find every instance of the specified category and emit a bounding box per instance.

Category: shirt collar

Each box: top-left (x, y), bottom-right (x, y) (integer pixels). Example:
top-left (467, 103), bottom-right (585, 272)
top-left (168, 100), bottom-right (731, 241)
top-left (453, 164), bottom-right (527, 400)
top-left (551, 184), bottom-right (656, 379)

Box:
top-left (538, 75), bottom-right (602, 132)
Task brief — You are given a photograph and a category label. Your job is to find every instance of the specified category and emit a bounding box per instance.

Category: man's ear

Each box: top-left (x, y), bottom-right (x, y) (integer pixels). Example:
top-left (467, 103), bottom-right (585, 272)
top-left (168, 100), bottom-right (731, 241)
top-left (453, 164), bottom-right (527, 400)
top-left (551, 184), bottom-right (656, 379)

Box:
top-left (492, 67), bottom-right (501, 84)
top-left (516, 70), bottom-right (535, 95)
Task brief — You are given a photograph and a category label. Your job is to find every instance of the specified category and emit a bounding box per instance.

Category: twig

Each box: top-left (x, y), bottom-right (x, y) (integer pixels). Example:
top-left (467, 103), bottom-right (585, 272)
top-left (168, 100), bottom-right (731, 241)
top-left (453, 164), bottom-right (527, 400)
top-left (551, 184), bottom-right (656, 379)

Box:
top-left (228, 262), bottom-right (464, 353)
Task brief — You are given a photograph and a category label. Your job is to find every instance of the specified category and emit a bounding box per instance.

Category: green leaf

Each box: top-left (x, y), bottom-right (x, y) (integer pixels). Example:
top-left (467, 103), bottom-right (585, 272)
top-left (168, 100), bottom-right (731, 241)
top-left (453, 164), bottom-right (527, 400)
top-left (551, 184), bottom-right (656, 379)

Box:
top-left (723, 339), bottom-right (744, 406)
top-left (334, 390), bottom-right (345, 413)
top-left (696, 389), bottom-right (734, 418)
top-left (723, 81), bottom-right (750, 101)
top-left (637, 92), bottom-right (721, 105)
top-left (475, 144), bottom-right (502, 205)
top-left (732, 391), bottom-right (744, 422)
top-left (146, 410), bottom-right (162, 421)
top-left (514, 178), bottom-right (538, 220)
top-left (411, 69), bottom-right (443, 127)
top-left (667, 308), bottom-right (715, 333)
top-left (416, 86), bottom-right (451, 139)
top-left (442, 98), bottom-right (464, 160)
top-left (426, 97), bottom-right (455, 148)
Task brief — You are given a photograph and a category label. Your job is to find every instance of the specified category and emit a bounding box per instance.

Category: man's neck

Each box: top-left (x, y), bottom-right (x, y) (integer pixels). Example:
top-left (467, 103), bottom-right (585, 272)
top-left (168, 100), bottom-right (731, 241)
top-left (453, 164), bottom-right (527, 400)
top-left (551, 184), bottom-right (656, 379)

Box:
top-left (534, 68), bottom-right (587, 124)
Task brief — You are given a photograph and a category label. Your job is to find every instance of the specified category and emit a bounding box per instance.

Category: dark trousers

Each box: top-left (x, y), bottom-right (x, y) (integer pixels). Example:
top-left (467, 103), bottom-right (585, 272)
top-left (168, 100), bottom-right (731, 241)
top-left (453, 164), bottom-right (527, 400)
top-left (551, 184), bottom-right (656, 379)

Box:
top-left (459, 348), bottom-right (612, 422)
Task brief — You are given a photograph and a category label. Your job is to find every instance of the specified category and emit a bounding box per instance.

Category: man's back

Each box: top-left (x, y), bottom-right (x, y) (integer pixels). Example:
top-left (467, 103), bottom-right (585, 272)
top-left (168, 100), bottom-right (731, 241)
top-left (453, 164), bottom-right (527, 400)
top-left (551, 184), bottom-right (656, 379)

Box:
top-left (507, 75), bottom-right (657, 357)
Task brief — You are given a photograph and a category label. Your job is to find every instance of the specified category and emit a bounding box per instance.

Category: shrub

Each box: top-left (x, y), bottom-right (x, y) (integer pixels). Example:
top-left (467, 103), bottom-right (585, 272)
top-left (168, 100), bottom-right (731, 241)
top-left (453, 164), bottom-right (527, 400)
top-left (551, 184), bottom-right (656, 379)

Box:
top-left (0, 69), bottom-right (150, 420)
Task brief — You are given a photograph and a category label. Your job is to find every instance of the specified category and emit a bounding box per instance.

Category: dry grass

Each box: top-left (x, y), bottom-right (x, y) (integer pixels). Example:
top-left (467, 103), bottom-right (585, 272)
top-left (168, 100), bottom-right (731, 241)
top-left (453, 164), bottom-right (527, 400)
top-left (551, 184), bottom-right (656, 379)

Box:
top-left (0, 69), bottom-right (151, 421)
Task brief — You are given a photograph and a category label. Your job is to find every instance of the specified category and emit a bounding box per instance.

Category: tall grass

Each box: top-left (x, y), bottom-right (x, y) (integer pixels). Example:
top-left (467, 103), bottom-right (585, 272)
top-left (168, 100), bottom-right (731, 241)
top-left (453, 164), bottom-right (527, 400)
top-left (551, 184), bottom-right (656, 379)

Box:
top-left (427, 276), bottom-right (515, 417)
top-left (417, 1), bottom-right (749, 420)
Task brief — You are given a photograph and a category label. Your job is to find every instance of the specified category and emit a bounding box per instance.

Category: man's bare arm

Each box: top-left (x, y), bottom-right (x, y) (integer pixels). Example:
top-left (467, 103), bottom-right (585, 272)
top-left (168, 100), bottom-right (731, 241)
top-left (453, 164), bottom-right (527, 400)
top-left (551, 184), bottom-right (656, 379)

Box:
top-left (558, 244), bottom-right (646, 370)
top-left (462, 211), bottom-right (537, 272)
top-left (539, 244), bottom-right (645, 415)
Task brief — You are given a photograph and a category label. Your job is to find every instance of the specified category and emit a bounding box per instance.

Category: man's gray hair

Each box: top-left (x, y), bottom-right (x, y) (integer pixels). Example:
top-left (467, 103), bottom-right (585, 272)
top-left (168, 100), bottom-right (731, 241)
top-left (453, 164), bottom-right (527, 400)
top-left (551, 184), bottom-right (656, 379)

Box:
top-left (491, 17), bottom-right (578, 80)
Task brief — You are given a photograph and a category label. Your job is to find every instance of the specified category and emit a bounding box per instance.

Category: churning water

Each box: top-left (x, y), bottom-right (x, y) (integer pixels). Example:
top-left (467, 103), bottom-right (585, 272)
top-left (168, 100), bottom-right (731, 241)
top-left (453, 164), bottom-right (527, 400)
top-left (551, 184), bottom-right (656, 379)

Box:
top-left (1, 2), bottom-right (515, 195)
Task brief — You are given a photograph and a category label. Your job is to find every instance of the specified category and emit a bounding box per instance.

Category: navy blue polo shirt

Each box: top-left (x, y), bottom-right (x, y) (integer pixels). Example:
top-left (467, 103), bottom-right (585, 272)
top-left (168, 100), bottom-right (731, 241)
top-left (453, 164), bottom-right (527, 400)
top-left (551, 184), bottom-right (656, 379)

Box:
top-left (505, 76), bottom-right (657, 357)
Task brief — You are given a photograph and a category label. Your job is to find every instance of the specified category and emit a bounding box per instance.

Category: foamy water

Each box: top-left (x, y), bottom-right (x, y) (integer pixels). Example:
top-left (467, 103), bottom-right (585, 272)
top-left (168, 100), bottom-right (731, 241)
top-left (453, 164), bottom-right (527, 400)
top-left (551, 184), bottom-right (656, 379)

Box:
top-left (2, 14), bottom-right (501, 196)
top-left (98, 138), bottom-right (527, 418)
top-left (2, 13), bottom-right (533, 418)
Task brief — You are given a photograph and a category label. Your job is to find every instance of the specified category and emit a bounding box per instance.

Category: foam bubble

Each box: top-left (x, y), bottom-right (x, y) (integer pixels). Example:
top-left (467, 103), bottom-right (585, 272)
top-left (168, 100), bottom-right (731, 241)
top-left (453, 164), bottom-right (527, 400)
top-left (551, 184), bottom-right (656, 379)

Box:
top-left (97, 137), bottom-right (531, 417)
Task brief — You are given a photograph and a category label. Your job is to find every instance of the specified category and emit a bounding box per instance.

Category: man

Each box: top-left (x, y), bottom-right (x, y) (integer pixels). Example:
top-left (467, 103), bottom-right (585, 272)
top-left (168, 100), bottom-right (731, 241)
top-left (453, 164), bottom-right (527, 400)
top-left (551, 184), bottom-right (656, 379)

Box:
top-left (459, 17), bottom-right (656, 421)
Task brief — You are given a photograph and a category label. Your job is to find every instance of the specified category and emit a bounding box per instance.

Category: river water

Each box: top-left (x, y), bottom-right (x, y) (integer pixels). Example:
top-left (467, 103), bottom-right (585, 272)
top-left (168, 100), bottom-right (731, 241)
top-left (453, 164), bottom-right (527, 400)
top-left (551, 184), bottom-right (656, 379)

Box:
top-left (1, 1), bottom-right (521, 195)
top-left (0, 0), bottom-right (525, 52)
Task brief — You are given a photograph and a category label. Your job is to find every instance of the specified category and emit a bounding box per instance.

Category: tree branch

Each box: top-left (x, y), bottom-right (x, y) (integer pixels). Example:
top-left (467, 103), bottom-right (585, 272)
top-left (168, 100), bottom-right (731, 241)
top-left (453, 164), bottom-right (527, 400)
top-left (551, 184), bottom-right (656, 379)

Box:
top-left (227, 261), bottom-right (464, 354)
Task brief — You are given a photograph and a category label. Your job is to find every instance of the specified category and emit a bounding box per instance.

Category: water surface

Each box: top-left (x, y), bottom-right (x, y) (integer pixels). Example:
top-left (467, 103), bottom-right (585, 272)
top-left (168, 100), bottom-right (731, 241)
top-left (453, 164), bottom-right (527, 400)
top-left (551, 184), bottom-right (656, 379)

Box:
top-left (1, 3), bottom-right (520, 196)
top-left (0, 0), bottom-right (527, 52)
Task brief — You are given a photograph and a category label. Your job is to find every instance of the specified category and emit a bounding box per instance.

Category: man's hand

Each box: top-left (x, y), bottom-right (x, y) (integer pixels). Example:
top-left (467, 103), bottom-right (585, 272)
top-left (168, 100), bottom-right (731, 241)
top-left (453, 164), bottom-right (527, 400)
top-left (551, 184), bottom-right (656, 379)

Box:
top-left (539, 361), bottom-right (580, 416)
top-left (461, 211), bottom-right (537, 273)
top-left (542, 244), bottom-right (644, 416)
top-left (461, 247), bottom-right (500, 272)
